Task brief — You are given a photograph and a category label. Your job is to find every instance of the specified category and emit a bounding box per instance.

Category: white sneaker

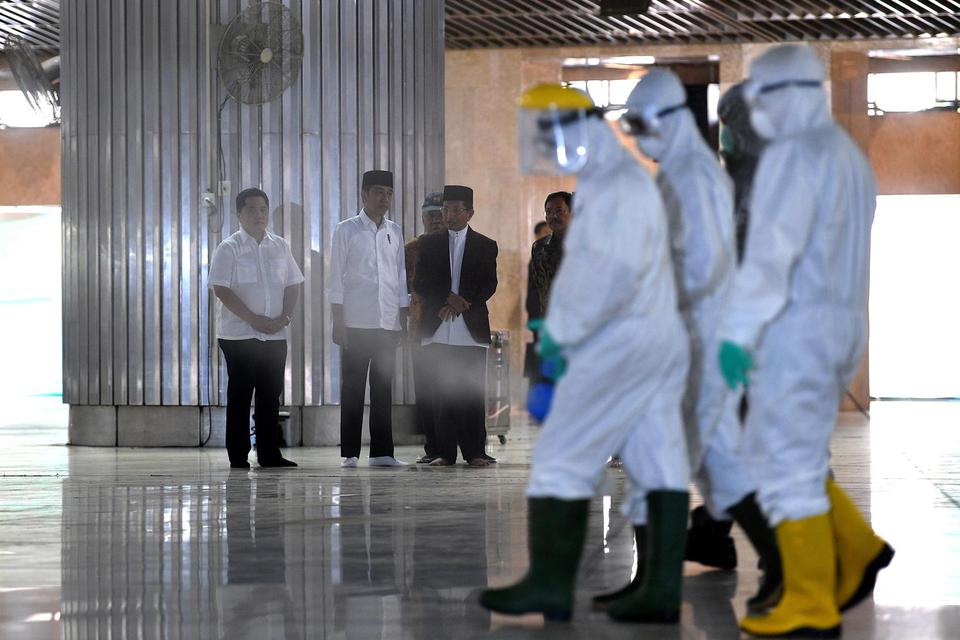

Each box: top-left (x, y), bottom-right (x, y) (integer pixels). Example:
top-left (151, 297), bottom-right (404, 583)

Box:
top-left (341, 457), bottom-right (359, 468)
top-left (368, 456), bottom-right (408, 467)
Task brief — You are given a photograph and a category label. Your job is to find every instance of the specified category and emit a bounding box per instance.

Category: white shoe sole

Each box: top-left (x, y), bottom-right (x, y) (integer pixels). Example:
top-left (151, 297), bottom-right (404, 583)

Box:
top-left (368, 457), bottom-right (408, 467)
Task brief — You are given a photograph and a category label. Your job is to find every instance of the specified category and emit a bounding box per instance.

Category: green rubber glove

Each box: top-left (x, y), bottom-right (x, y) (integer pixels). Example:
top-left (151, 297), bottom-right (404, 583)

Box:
top-left (527, 319), bottom-right (561, 360)
top-left (528, 319), bottom-right (566, 380)
top-left (719, 340), bottom-right (754, 390)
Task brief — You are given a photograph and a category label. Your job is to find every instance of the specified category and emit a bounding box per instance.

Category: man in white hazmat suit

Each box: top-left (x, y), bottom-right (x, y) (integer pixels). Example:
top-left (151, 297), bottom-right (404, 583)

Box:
top-left (479, 83), bottom-right (691, 624)
top-left (717, 44), bottom-right (893, 638)
top-left (612, 68), bottom-right (782, 615)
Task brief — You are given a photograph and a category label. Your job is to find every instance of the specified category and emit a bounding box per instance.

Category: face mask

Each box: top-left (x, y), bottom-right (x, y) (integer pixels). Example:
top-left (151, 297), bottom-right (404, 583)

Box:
top-left (635, 134), bottom-right (666, 161)
top-left (750, 108), bottom-right (777, 140)
top-left (720, 127), bottom-right (736, 155)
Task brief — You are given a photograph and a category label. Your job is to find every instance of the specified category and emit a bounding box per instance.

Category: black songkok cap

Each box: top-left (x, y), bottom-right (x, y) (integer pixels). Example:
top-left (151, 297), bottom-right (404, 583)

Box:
top-left (362, 170), bottom-right (394, 190)
top-left (442, 184), bottom-right (474, 209)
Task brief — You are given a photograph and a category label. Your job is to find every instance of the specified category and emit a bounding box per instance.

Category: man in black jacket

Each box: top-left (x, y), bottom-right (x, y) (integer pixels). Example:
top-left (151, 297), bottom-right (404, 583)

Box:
top-left (413, 185), bottom-right (498, 467)
top-left (525, 191), bottom-right (572, 380)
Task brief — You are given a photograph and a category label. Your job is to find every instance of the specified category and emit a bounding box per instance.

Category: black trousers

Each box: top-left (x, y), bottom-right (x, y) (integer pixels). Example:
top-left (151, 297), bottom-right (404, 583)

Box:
top-left (426, 344), bottom-right (488, 463)
top-left (219, 338), bottom-right (287, 465)
top-left (412, 347), bottom-right (438, 457)
top-left (340, 328), bottom-right (400, 459)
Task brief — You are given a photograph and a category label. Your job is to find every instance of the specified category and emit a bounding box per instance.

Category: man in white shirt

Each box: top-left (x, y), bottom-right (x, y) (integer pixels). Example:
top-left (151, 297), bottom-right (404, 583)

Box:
top-left (208, 188), bottom-right (304, 469)
top-left (327, 170), bottom-right (409, 468)
top-left (413, 185), bottom-right (498, 467)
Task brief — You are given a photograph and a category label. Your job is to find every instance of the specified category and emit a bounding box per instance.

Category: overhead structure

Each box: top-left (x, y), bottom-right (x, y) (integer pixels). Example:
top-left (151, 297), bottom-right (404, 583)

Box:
top-left (2, 33), bottom-right (59, 119)
top-left (0, 0), bottom-right (59, 52)
top-left (446, 0), bottom-right (960, 49)
top-left (3, 2), bottom-right (960, 53)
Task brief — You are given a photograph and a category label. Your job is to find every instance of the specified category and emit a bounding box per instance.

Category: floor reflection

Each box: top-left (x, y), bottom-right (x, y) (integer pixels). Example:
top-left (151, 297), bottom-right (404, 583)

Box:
top-left (1, 406), bottom-right (959, 638)
top-left (221, 473), bottom-right (299, 639)
top-left (57, 469), bottom-right (505, 639)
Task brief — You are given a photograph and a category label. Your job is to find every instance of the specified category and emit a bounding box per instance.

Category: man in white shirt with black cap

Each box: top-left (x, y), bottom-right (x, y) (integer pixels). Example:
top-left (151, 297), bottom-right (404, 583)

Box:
top-left (209, 187), bottom-right (304, 469)
top-left (327, 170), bottom-right (409, 468)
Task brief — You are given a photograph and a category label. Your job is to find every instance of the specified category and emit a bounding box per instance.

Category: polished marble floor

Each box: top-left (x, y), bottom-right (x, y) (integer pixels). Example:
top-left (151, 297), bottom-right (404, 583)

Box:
top-left (1, 400), bottom-right (959, 639)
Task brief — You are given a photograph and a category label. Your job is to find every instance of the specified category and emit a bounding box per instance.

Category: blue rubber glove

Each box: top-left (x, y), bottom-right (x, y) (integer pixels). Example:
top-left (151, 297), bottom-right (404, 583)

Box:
top-left (540, 354), bottom-right (567, 381)
top-left (526, 320), bottom-right (567, 421)
top-left (526, 382), bottom-right (555, 422)
top-left (718, 340), bottom-right (754, 390)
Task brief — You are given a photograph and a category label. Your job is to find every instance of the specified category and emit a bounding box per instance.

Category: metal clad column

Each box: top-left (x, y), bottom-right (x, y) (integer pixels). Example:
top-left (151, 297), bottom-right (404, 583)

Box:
top-left (318, 0), bottom-right (341, 405)
top-left (60, 0), bottom-right (76, 405)
top-left (110, 0), bottom-right (129, 406)
top-left (97, 0), bottom-right (113, 406)
top-left (282, 0), bottom-right (306, 408)
top-left (126, 0), bottom-right (146, 407)
top-left (178, 0), bottom-right (202, 407)
top-left (142, 0), bottom-right (162, 406)
top-left (63, 0), bottom-right (446, 446)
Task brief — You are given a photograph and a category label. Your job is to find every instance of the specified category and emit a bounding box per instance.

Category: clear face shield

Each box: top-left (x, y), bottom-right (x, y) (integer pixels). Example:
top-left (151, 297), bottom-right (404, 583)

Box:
top-left (518, 107), bottom-right (592, 176)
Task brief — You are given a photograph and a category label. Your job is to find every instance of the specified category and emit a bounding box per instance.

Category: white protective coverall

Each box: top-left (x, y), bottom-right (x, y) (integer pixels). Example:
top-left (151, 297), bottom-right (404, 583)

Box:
top-left (526, 117), bottom-right (690, 524)
top-left (626, 70), bottom-right (755, 518)
top-left (717, 45), bottom-right (877, 526)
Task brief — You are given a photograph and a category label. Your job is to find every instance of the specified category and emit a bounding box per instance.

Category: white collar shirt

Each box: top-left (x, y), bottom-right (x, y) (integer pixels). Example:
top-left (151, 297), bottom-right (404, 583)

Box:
top-left (208, 228), bottom-right (305, 341)
top-left (326, 210), bottom-right (409, 331)
top-left (423, 226), bottom-right (486, 348)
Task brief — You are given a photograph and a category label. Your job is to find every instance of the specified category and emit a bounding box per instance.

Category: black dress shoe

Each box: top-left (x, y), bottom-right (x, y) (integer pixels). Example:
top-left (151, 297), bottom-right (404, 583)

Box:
top-left (230, 461), bottom-right (251, 469)
top-left (416, 455), bottom-right (438, 464)
top-left (258, 457), bottom-right (298, 468)
top-left (481, 453), bottom-right (497, 464)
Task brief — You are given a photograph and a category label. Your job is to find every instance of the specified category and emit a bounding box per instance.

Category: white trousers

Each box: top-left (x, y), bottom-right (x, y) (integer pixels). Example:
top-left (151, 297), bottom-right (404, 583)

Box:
top-left (527, 315), bottom-right (690, 525)
top-left (744, 307), bottom-right (866, 526)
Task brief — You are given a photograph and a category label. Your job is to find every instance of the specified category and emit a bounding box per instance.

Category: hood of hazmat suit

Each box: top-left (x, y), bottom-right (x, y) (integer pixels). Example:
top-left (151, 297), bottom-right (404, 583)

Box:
top-left (626, 69), bottom-right (740, 476)
top-left (718, 83), bottom-right (767, 261)
top-left (718, 82), bottom-right (766, 160)
top-left (542, 116), bottom-right (683, 353)
top-left (718, 44), bottom-right (877, 351)
top-left (625, 69), bottom-right (736, 313)
top-left (619, 69), bottom-right (687, 163)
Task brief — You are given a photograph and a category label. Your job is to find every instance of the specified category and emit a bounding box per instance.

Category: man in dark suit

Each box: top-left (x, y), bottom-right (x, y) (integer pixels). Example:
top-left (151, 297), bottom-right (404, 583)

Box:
top-left (413, 185), bottom-right (498, 467)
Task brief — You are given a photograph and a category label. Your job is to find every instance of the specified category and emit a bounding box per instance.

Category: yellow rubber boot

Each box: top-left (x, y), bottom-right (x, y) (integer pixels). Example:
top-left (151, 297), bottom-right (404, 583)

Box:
top-left (740, 514), bottom-right (841, 638)
top-left (827, 478), bottom-right (895, 611)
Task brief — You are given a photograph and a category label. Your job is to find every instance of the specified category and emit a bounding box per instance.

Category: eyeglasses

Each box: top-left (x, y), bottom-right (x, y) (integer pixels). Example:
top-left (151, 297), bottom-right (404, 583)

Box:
top-left (757, 79), bottom-right (822, 96)
top-left (743, 78), bottom-right (823, 107)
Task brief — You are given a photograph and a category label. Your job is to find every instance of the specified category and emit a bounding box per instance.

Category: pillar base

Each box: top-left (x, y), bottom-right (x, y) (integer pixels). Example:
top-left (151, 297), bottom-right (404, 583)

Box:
top-left (67, 405), bottom-right (423, 448)
top-left (301, 405), bottom-right (421, 447)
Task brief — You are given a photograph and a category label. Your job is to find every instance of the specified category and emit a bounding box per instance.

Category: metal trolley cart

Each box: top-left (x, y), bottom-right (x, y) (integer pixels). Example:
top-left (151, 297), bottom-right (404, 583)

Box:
top-left (485, 330), bottom-right (511, 444)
